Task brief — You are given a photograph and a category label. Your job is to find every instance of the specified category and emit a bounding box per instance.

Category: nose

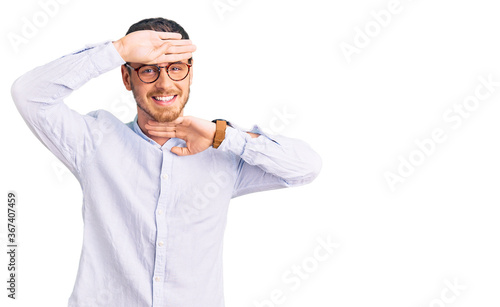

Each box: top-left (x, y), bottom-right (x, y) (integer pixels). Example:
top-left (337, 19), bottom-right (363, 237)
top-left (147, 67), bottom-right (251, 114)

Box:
top-left (154, 67), bottom-right (175, 88)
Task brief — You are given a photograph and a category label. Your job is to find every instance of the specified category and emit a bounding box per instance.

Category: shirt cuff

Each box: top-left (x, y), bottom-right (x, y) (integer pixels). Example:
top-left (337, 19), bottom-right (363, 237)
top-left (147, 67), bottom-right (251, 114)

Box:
top-left (247, 125), bottom-right (279, 144)
top-left (217, 126), bottom-right (248, 156)
top-left (87, 41), bottom-right (126, 75)
top-left (217, 125), bottom-right (278, 156)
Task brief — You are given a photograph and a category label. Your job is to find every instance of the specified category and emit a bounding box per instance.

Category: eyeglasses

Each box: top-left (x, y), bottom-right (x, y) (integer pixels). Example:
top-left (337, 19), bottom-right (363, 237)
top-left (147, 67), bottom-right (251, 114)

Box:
top-left (125, 62), bottom-right (192, 83)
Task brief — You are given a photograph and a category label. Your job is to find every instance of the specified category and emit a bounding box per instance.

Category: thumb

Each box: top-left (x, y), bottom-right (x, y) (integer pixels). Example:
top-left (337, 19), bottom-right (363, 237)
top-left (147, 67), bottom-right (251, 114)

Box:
top-left (171, 146), bottom-right (191, 156)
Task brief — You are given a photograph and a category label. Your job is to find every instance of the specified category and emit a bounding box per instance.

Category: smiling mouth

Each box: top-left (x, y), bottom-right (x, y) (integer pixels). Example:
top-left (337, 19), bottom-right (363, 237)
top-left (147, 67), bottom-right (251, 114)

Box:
top-left (152, 95), bottom-right (177, 106)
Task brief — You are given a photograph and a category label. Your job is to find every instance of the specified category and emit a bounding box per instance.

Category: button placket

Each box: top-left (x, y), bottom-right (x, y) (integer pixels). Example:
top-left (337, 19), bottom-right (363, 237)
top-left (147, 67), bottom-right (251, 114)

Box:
top-left (152, 149), bottom-right (172, 305)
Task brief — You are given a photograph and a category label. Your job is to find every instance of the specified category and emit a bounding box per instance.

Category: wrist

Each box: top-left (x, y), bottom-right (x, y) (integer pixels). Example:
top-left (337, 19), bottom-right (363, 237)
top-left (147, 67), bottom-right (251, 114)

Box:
top-left (212, 119), bottom-right (228, 149)
top-left (246, 132), bottom-right (260, 138)
top-left (112, 40), bottom-right (125, 61)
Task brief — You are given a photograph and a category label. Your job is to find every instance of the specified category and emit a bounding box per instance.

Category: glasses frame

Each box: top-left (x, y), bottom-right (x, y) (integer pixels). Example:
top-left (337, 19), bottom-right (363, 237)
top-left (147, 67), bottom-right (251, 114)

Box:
top-left (125, 62), bottom-right (192, 83)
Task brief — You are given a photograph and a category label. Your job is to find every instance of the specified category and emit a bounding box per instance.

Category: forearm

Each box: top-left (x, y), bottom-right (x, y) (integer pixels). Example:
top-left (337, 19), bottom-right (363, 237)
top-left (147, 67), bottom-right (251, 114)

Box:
top-left (11, 42), bottom-right (124, 119)
top-left (11, 42), bottom-right (125, 175)
top-left (220, 126), bottom-right (322, 186)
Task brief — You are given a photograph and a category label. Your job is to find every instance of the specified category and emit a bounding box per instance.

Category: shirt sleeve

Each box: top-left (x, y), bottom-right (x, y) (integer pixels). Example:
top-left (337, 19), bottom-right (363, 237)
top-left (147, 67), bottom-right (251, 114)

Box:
top-left (11, 41), bottom-right (125, 177)
top-left (218, 125), bottom-right (322, 198)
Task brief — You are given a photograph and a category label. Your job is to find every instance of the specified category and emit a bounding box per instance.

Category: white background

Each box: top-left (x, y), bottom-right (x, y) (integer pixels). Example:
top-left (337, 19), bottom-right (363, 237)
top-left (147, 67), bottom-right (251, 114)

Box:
top-left (1, 0), bottom-right (500, 306)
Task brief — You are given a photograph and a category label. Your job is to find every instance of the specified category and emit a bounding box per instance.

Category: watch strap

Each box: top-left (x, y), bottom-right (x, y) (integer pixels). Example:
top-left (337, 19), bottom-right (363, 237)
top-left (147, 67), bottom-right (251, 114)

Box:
top-left (212, 120), bottom-right (227, 149)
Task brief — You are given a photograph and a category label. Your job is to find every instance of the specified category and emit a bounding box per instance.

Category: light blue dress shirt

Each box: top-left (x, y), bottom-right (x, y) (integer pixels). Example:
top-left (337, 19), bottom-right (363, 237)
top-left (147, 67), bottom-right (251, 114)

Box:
top-left (11, 41), bottom-right (322, 307)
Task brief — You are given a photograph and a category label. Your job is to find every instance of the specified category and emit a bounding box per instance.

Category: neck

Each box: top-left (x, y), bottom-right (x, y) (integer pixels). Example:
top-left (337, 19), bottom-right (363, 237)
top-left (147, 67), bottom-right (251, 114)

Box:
top-left (136, 110), bottom-right (170, 146)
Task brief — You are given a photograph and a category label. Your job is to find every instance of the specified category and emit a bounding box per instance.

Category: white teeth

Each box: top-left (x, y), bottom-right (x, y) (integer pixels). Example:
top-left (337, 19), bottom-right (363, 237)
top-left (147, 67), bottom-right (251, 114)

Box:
top-left (154, 95), bottom-right (175, 101)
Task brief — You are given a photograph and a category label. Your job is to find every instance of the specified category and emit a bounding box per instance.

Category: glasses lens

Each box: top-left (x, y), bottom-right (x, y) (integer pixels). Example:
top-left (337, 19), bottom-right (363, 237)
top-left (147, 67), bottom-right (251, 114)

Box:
top-left (167, 63), bottom-right (189, 81)
top-left (138, 66), bottom-right (160, 83)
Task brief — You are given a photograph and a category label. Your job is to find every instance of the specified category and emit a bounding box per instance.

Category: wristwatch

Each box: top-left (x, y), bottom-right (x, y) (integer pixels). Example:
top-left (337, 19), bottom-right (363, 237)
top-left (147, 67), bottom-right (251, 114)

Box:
top-left (211, 119), bottom-right (228, 149)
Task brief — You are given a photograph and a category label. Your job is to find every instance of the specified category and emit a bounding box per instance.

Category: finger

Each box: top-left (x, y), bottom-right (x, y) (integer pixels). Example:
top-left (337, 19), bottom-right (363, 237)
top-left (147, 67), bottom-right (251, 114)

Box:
top-left (154, 52), bottom-right (194, 64)
top-left (155, 32), bottom-right (182, 40)
top-left (160, 44), bottom-right (197, 55)
top-left (145, 123), bottom-right (177, 131)
top-left (148, 130), bottom-right (176, 138)
top-left (147, 42), bottom-right (195, 64)
top-left (173, 130), bottom-right (187, 140)
top-left (154, 40), bottom-right (194, 51)
top-left (171, 146), bottom-right (191, 156)
top-left (160, 39), bottom-right (193, 46)
top-left (145, 127), bottom-right (176, 134)
top-left (170, 117), bottom-right (184, 125)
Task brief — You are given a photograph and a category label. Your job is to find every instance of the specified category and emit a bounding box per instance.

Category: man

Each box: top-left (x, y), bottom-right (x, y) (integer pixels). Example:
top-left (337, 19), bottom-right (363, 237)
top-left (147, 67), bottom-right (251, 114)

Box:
top-left (11, 18), bottom-right (321, 307)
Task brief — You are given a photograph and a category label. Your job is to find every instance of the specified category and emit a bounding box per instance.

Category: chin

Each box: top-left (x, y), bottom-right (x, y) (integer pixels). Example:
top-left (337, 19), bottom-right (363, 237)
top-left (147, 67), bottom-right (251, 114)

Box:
top-left (153, 110), bottom-right (182, 123)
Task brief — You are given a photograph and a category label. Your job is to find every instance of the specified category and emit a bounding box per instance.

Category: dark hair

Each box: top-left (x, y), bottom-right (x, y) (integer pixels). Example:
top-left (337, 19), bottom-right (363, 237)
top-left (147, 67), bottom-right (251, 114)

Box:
top-left (126, 17), bottom-right (189, 39)
top-left (125, 17), bottom-right (191, 66)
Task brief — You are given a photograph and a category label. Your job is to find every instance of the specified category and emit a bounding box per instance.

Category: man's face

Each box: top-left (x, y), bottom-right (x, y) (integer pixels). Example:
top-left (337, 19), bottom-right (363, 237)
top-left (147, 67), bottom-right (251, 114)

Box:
top-left (121, 60), bottom-right (193, 123)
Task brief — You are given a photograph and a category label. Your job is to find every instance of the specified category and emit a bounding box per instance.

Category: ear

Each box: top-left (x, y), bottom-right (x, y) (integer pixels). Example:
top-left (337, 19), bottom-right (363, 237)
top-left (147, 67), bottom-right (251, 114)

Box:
top-left (121, 65), bottom-right (132, 91)
top-left (189, 59), bottom-right (194, 85)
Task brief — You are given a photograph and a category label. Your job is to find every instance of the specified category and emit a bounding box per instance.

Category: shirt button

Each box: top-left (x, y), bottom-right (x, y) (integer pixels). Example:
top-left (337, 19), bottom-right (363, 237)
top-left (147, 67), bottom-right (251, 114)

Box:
top-left (155, 277), bottom-right (161, 282)
top-left (157, 209), bottom-right (163, 215)
top-left (162, 174), bottom-right (168, 180)
top-left (158, 241), bottom-right (164, 247)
